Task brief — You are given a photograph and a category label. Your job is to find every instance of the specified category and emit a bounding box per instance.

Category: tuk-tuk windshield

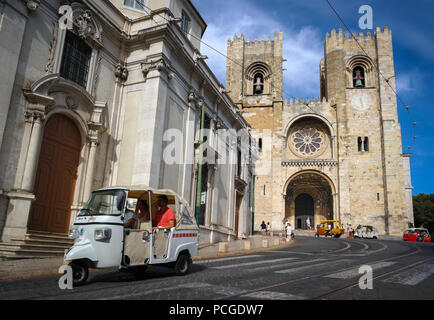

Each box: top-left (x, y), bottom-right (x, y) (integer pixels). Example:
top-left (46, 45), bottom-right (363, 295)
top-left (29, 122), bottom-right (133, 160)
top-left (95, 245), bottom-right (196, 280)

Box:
top-left (78, 190), bottom-right (126, 216)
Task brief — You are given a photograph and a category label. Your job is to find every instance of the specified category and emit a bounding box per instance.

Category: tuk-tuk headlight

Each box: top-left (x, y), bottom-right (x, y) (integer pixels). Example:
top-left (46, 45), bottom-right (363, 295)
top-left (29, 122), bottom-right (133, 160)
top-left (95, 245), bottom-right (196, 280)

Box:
top-left (95, 228), bottom-right (112, 241)
top-left (68, 227), bottom-right (80, 240)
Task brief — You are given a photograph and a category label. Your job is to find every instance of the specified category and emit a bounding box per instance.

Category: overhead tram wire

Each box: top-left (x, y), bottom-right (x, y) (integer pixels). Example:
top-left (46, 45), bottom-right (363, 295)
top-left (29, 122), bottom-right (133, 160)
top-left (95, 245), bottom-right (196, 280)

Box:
top-left (132, 0), bottom-right (320, 114)
top-left (324, 0), bottom-right (419, 151)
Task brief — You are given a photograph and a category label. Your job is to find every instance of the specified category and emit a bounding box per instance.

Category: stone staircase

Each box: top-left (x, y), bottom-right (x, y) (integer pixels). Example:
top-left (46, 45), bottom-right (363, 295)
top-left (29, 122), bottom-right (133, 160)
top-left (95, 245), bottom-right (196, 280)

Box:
top-left (0, 231), bottom-right (74, 258)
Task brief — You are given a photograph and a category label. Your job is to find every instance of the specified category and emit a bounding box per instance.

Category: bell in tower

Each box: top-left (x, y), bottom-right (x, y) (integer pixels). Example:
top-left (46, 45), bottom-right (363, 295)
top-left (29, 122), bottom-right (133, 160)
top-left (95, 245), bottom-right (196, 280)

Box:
top-left (253, 74), bottom-right (264, 94)
top-left (353, 68), bottom-right (365, 88)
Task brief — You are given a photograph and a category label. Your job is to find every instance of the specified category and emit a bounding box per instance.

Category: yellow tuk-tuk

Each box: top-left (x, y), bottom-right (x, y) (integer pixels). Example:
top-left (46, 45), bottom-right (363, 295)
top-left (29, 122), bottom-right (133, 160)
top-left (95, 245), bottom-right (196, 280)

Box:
top-left (315, 220), bottom-right (345, 238)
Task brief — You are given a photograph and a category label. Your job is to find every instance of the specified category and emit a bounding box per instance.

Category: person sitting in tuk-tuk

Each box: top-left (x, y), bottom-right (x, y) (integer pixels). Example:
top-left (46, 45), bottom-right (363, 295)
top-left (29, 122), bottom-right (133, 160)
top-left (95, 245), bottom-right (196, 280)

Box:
top-left (155, 195), bottom-right (175, 229)
top-left (124, 209), bottom-right (138, 229)
top-left (136, 199), bottom-right (150, 223)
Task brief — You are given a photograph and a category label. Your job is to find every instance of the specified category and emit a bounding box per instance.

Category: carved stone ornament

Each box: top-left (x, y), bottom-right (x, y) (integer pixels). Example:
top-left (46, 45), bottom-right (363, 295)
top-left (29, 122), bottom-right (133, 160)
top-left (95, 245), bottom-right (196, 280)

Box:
top-left (66, 96), bottom-right (78, 110)
top-left (23, 0), bottom-right (41, 11)
top-left (74, 9), bottom-right (96, 40)
top-left (115, 63), bottom-right (129, 82)
top-left (141, 58), bottom-right (170, 79)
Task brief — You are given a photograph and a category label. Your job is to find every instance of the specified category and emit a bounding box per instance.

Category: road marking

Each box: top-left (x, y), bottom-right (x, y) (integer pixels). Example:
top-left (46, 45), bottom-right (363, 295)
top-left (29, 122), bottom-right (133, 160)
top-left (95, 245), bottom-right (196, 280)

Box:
top-left (211, 257), bottom-right (299, 270)
top-left (199, 255), bottom-right (263, 264)
top-left (332, 241), bottom-right (351, 253)
top-left (275, 259), bottom-right (352, 274)
top-left (270, 251), bottom-right (314, 255)
top-left (382, 263), bottom-right (434, 286)
top-left (248, 258), bottom-right (327, 273)
top-left (241, 290), bottom-right (305, 300)
top-left (324, 261), bottom-right (397, 279)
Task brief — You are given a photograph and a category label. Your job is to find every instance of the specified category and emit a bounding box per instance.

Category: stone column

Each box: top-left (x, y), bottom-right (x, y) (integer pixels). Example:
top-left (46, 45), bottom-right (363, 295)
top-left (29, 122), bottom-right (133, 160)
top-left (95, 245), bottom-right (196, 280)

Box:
top-left (81, 103), bottom-right (107, 203)
top-left (1, 92), bottom-right (53, 242)
top-left (82, 134), bottom-right (99, 203)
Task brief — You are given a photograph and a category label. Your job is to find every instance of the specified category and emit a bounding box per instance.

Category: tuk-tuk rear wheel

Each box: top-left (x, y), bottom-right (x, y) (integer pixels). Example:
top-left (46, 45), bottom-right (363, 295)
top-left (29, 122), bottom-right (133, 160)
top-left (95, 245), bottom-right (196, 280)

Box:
top-left (174, 254), bottom-right (192, 276)
top-left (69, 261), bottom-right (89, 286)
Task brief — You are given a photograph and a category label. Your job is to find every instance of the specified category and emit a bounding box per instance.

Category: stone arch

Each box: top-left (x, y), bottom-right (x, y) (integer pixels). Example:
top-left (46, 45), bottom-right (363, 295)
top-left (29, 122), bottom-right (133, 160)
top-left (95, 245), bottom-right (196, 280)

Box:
top-left (283, 170), bottom-right (336, 229)
top-left (345, 55), bottom-right (375, 88)
top-left (245, 62), bottom-right (272, 95)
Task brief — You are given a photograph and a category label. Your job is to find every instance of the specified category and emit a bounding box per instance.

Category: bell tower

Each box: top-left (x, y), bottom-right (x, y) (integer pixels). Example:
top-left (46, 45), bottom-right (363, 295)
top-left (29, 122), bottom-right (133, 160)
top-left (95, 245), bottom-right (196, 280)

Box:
top-left (226, 31), bottom-right (284, 116)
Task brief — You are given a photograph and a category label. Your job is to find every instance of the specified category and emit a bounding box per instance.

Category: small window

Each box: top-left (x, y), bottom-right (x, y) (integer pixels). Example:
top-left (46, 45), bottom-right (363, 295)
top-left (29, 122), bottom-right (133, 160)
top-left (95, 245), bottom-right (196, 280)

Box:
top-left (258, 138), bottom-right (263, 153)
top-left (181, 11), bottom-right (190, 33)
top-left (124, 0), bottom-right (145, 11)
top-left (253, 73), bottom-right (264, 95)
top-left (364, 137), bottom-right (369, 152)
top-left (60, 31), bottom-right (92, 89)
top-left (358, 136), bottom-right (369, 152)
top-left (353, 66), bottom-right (365, 88)
top-left (377, 193), bottom-right (380, 201)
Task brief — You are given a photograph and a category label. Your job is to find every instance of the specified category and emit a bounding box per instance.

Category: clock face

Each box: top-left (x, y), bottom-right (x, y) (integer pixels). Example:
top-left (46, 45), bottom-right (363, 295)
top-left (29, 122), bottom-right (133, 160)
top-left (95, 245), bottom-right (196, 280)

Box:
top-left (351, 93), bottom-right (372, 111)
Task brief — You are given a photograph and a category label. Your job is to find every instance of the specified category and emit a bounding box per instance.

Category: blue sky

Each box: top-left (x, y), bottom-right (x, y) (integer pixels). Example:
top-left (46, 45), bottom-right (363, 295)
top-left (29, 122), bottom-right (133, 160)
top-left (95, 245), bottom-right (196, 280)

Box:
top-left (191, 0), bottom-right (434, 195)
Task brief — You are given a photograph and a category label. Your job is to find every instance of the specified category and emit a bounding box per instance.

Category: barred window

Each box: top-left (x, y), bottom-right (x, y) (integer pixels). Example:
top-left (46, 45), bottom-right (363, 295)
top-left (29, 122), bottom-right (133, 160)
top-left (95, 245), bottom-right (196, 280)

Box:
top-left (60, 31), bottom-right (92, 89)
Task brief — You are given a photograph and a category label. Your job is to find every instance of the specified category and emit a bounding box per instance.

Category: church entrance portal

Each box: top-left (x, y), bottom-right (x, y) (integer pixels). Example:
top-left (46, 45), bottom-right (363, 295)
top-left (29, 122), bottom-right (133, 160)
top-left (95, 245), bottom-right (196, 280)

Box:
top-left (285, 171), bottom-right (334, 230)
top-left (27, 114), bottom-right (81, 234)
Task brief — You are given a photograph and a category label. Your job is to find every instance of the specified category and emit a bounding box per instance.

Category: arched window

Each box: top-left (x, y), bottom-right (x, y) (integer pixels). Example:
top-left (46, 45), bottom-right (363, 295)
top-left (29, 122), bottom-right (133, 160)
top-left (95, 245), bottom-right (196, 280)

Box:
top-left (353, 66), bottom-right (365, 88)
top-left (346, 55), bottom-right (374, 88)
top-left (245, 62), bottom-right (271, 95)
top-left (253, 73), bottom-right (264, 95)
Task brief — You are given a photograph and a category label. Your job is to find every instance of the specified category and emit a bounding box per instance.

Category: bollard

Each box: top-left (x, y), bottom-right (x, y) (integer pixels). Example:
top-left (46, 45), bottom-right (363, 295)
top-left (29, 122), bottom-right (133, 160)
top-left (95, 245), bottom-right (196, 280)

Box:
top-left (219, 242), bottom-right (228, 253)
top-left (244, 241), bottom-right (252, 250)
top-left (273, 238), bottom-right (280, 246)
top-left (262, 239), bottom-right (269, 248)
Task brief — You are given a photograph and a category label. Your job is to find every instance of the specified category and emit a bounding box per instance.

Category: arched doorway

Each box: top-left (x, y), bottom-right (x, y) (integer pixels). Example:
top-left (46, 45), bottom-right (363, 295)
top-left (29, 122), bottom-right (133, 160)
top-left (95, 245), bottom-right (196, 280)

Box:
top-left (285, 171), bottom-right (335, 230)
top-left (27, 114), bottom-right (81, 234)
top-left (295, 193), bottom-right (314, 229)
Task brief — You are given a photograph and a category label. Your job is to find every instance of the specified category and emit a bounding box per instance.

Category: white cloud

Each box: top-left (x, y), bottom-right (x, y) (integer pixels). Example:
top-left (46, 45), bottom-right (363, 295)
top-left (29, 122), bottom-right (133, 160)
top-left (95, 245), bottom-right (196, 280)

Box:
top-left (196, 0), bottom-right (323, 98)
top-left (395, 69), bottom-right (424, 94)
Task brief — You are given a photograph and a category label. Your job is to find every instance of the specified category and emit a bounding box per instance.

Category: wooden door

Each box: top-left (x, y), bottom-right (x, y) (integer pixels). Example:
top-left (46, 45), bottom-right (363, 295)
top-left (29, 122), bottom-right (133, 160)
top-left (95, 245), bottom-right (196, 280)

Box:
top-left (28, 114), bottom-right (81, 234)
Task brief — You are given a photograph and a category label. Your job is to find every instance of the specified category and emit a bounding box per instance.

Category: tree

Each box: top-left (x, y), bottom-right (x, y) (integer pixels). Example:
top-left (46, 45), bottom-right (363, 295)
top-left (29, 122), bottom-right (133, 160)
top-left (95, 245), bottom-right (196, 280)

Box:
top-left (413, 193), bottom-right (434, 234)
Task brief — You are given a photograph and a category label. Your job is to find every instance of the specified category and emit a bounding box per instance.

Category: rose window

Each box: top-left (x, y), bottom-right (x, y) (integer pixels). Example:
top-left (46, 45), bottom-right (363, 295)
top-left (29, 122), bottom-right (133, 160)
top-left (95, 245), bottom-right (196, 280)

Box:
top-left (289, 127), bottom-right (325, 157)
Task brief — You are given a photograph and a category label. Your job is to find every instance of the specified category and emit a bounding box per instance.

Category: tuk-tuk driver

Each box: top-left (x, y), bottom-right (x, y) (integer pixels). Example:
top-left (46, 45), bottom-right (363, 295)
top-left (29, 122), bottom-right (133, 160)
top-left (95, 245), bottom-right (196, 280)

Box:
top-left (155, 195), bottom-right (175, 228)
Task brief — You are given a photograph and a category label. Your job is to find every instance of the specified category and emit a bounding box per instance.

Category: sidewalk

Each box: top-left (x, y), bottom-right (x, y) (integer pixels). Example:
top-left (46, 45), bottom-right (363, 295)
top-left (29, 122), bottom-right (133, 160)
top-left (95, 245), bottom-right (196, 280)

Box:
top-left (0, 234), bottom-right (293, 281)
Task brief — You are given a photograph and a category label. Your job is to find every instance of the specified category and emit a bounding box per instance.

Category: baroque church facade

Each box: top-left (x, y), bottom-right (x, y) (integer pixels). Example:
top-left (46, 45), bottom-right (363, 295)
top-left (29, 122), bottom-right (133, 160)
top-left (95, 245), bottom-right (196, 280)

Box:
top-left (0, 0), bottom-right (255, 255)
top-left (226, 29), bottom-right (414, 236)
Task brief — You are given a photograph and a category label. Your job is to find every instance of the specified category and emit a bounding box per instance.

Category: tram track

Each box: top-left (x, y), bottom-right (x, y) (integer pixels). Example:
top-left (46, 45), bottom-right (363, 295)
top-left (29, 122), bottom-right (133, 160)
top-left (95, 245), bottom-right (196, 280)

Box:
top-left (217, 242), bottom-right (423, 300)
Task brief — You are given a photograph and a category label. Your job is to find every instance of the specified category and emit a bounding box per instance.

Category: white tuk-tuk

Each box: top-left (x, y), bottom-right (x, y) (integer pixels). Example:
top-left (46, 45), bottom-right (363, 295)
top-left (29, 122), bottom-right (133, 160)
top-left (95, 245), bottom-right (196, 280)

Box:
top-left (63, 186), bottom-right (199, 286)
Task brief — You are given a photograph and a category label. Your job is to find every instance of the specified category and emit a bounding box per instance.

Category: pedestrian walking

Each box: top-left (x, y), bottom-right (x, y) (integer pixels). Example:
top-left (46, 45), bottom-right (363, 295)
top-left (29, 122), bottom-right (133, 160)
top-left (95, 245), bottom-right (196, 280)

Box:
top-left (286, 223), bottom-right (293, 242)
top-left (260, 221), bottom-right (267, 236)
top-left (266, 222), bottom-right (271, 236)
top-left (306, 217), bottom-right (311, 230)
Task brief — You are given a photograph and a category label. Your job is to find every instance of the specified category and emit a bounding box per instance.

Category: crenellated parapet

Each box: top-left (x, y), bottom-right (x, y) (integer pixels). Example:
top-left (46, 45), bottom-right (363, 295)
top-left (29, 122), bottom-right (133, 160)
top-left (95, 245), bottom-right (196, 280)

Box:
top-left (227, 31), bottom-right (283, 47)
top-left (325, 27), bottom-right (392, 54)
top-left (284, 97), bottom-right (328, 108)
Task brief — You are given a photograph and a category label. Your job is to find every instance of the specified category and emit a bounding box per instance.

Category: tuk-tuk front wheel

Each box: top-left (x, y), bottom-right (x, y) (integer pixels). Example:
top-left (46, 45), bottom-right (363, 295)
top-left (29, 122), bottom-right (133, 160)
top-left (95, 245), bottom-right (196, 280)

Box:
top-left (174, 254), bottom-right (192, 276)
top-left (69, 261), bottom-right (89, 286)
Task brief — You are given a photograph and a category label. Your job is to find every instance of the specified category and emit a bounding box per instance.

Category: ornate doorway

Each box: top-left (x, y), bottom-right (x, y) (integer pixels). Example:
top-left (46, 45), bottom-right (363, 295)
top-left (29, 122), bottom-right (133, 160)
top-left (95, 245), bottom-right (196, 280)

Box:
top-left (28, 114), bottom-right (81, 234)
top-left (285, 171), bottom-right (335, 230)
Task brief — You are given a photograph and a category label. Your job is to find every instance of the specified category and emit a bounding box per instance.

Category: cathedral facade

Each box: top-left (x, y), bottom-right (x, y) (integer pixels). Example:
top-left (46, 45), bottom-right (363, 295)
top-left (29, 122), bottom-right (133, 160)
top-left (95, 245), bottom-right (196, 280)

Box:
top-left (226, 29), bottom-right (414, 236)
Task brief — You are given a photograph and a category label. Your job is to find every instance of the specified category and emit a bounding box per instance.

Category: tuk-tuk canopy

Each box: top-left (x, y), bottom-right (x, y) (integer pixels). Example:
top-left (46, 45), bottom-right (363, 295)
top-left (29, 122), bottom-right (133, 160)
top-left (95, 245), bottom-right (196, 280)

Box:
top-left (95, 185), bottom-right (199, 231)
